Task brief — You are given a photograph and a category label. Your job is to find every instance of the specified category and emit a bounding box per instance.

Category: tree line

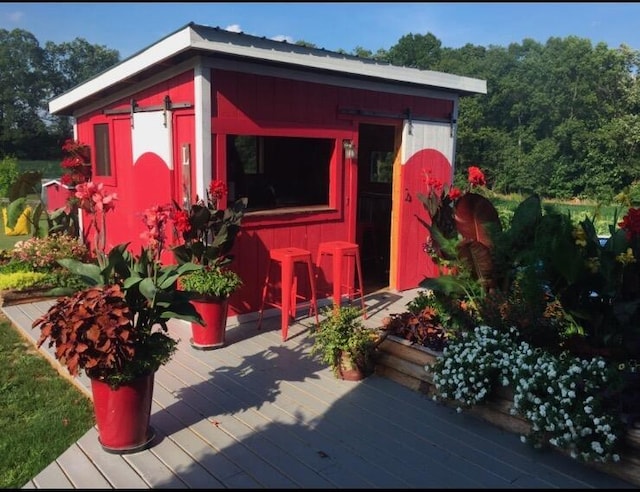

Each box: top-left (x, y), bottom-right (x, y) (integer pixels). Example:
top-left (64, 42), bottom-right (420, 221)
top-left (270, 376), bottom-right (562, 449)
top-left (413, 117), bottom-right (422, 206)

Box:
top-left (3, 27), bottom-right (639, 201)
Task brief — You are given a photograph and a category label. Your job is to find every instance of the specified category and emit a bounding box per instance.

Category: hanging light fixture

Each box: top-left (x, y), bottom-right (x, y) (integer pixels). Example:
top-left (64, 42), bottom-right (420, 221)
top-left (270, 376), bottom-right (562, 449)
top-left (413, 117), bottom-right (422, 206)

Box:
top-left (343, 139), bottom-right (357, 159)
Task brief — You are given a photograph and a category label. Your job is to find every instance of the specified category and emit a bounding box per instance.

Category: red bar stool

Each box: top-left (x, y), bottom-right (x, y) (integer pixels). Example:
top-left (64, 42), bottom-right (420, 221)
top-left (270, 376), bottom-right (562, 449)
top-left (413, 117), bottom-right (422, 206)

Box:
top-left (316, 240), bottom-right (367, 319)
top-left (257, 247), bottom-right (319, 341)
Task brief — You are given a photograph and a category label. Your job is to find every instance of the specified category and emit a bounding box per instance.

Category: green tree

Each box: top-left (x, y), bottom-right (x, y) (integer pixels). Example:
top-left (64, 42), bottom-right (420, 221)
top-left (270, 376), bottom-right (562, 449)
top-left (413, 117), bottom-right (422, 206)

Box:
top-left (0, 29), bottom-right (50, 158)
top-left (42, 38), bottom-right (120, 147)
top-left (384, 32), bottom-right (442, 69)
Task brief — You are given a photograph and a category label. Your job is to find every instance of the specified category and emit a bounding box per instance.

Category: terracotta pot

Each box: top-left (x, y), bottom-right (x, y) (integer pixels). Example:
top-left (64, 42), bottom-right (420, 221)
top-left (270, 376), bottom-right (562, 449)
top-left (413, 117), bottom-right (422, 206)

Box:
top-left (190, 296), bottom-right (229, 350)
top-left (337, 351), bottom-right (369, 381)
top-left (90, 372), bottom-right (155, 454)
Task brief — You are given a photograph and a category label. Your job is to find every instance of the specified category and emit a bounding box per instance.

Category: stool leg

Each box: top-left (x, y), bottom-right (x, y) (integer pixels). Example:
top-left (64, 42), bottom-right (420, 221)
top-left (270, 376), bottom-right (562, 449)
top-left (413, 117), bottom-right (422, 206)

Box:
top-left (281, 258), bottom-right (293, 342)
top-left (306, 260), bottom-right (319, 326)
top-left (257, 261), bottom-right (272, 330)
top-left (291, 268), bottom-right (298, 321)
top-left (333, 249), bottom-right (342, 313)
top-left (355, 248), bottom-right (367, 319)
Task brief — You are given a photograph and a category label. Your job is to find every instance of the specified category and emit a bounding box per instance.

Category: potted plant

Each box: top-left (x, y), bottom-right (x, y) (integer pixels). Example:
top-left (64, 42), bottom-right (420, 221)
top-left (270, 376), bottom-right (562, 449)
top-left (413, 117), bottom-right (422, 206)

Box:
top-left (178, 265), bottom-right (242, 349)
top-left (311, 305), bottom-right (379, 381)
top-left (32, 184), bottom-right (202, 454)
top-left (171, 179), bottom-right (248, 349)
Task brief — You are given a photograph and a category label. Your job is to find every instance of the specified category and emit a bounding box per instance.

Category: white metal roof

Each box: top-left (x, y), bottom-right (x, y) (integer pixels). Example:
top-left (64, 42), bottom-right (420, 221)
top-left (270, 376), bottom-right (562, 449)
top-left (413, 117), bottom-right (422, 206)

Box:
top-left (49, 22), bottom-right (487, 116)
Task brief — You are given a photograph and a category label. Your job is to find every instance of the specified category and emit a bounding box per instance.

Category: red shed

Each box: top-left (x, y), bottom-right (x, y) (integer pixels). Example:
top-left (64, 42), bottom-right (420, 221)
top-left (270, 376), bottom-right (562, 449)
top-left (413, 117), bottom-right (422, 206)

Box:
top-left (48, 22), bottom-right (486, 321)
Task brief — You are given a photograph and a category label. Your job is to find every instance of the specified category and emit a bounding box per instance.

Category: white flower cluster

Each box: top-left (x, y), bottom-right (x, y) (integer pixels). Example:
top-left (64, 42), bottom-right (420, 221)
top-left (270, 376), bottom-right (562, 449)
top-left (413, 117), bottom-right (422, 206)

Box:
top-left (429, 326), bottom-right (625, 464)
top-left (431, 325), bottom-right (516, 407)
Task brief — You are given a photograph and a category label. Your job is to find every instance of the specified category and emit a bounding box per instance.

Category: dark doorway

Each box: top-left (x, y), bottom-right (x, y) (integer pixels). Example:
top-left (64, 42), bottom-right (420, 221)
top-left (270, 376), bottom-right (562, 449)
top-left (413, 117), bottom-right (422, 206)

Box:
top-left (356, 123), bottom-right (396, 294)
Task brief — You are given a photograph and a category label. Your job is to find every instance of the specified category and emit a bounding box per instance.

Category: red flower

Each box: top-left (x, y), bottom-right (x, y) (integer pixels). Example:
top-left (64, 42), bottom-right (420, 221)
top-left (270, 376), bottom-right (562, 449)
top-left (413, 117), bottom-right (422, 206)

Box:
top-left (619, 208), bottom-right (640, 241)
top-left (448, 187), bottom-right (462, 200)
top-left (209, 180), bottom-right (228, 201)
top-left (468, 166), bottom-right (486, 187)
top-left (172, 209), bottom-right (191, 234)
top-left (75, 182), bottom-right (117, 214)
top-left (140, 204), bottom-right (173, 258)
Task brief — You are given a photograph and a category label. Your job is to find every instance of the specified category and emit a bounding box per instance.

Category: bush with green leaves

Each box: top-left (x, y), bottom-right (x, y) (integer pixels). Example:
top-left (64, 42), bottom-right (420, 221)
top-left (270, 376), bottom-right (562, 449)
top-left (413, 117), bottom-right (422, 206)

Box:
top-left (10, 233), bottom-right (89, 271)
top-left (179, 265), bottom-right (242, 299)
top-left (0, 271), bottom-right (50, 290)
top-left (0, 156), bottom-right (19, 198)
top-left (311, 305), bottom-right (377, 378)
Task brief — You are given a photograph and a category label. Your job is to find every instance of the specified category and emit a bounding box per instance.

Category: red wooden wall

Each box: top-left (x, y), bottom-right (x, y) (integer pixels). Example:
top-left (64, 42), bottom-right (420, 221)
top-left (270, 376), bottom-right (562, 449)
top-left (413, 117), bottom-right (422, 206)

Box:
top-left (74, 65), bottom-right (455, 316)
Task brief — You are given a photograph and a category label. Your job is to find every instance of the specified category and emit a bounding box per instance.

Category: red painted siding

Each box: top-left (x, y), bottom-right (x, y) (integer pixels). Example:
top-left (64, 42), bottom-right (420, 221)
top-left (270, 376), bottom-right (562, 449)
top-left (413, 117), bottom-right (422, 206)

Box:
top-left (212, 69), bottom-right (453, 313)
top-left (74, 70), bottom-right (195, 257)
top-left (73, 65), bottom-right (456, 317)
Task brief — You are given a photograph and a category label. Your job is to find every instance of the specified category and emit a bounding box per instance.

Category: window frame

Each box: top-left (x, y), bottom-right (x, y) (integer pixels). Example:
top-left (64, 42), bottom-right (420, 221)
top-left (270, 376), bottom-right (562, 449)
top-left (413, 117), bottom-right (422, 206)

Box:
top-left (214, 129), bottom-right (350, 227)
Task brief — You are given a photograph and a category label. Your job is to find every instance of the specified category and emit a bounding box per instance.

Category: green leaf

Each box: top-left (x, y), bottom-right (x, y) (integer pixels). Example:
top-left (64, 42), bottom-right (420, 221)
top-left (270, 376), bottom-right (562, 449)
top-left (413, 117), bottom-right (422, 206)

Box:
top-left (57, 258), bottom-right (103, 286)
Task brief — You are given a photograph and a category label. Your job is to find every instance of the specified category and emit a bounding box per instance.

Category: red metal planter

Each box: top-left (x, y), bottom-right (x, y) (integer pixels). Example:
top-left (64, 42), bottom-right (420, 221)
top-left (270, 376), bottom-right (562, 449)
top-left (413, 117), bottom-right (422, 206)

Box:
top-left (190, 296), bottom-right (229, 350)
top-left (90, 372), bottom-right (155, 454)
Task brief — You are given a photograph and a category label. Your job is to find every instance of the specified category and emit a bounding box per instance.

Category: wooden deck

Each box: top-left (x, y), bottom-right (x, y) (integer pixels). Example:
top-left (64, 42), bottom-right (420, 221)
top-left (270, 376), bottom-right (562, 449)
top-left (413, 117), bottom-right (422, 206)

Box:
top-left (3, 289), bottom-right (635, 489)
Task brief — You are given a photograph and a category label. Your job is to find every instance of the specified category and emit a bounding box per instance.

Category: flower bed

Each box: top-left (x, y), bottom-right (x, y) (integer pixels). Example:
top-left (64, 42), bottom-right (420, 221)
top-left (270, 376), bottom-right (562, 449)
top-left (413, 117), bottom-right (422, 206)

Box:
top-left (374, 328), bottom-right (640, 486)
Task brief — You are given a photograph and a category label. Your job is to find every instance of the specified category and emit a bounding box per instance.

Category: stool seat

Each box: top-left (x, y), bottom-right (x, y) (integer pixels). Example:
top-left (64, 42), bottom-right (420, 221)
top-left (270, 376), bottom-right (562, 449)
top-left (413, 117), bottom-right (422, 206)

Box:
top-left (316, 241), bottom-right (367, 318)
top-left (258, 247), bottom-right (319, 341)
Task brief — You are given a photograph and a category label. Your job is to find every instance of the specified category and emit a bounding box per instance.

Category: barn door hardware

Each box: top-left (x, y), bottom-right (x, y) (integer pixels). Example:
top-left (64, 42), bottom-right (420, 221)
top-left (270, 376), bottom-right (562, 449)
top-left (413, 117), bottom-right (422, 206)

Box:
top-left (405, 108), bottom-right (413, 135)
top-left (129, 99), bottom-right (138, 128)
top-left (104, 96), bottom-right (193, 120)
top-left (338, 106), bottom-right (453, 128)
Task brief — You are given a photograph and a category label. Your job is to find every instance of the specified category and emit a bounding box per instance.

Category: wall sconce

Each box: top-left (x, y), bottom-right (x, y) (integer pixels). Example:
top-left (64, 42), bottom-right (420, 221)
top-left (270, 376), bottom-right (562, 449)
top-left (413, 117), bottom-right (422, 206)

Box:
top-left (343, 139), bottom-right (357, 159)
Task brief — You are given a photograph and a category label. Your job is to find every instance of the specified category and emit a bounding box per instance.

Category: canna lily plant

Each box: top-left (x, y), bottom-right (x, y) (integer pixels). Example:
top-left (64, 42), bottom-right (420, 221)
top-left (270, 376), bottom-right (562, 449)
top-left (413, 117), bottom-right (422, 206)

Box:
top-left (171, 179), bottom-right (247, 299)
top-left (32, 183), bottom-right (203, 389)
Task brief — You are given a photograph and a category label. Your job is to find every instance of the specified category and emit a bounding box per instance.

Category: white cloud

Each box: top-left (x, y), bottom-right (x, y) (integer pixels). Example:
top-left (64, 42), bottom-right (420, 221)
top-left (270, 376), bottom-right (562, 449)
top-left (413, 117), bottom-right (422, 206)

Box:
top-left (6, 11), bottom-right (24, 23)
top-left (223, 23), bottom-right (292, 44)
top-left (224, 24), bottom-right (242, 33)
top-left (271, 34), bottom-right (294, 43)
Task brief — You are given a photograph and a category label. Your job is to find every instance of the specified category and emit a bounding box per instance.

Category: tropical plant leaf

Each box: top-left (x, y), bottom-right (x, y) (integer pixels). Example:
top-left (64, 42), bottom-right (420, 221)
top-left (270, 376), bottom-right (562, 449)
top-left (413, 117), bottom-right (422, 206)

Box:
top-left (57, 258), bottom-right (103, 286)
top-left (6, 197), bottom-right (27, 228)
top-left (457, 239), bottom-right (496, 289)
top-left (454, 192), bottom-right (501, 248)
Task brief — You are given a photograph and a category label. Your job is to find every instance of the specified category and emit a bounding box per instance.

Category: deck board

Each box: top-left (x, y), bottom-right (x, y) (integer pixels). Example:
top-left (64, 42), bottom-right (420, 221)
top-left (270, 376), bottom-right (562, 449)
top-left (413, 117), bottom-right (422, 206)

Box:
top-left (2, 289), bottom-right (636, 489)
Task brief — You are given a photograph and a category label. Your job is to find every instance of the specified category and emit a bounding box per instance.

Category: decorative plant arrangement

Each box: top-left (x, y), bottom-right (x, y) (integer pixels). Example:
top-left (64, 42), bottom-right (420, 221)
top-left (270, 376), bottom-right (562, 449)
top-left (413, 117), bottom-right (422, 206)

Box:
top-left (427, 325), bottom-right (624, 464)
top-left (379, 164), bottom-right (640, 465)
top-left (171, 179), bottom-right (247, 349)
top-left (31, 184), bottom-right (202, 453)
top-left (171, 179), bottom-right (247, 271)
top-left (381, 290), bottom-right (450, 352)
top-left (32, 196), bottom-right (201, 389)
top-left (178, 265), bottom-right (242, 299)
top-left (0, 234), bottom-right (90, 300)
top-left (311, 305), bottom-right (379, 380)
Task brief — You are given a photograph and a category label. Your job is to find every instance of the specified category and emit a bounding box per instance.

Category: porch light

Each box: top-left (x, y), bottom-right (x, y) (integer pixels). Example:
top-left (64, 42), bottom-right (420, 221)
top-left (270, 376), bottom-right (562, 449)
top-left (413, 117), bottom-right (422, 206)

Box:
top-left (343, 139), bottom-right (357, 159)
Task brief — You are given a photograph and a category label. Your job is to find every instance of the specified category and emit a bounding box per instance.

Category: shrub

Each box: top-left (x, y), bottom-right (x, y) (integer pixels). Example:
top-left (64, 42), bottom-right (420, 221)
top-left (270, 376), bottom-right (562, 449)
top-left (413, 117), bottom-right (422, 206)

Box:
top-left (0, 271), bottom-right (50, 290)
top-left (0, 156), bottom-right (19, 198)
top-left (11, 234), bottom-right (89, 271)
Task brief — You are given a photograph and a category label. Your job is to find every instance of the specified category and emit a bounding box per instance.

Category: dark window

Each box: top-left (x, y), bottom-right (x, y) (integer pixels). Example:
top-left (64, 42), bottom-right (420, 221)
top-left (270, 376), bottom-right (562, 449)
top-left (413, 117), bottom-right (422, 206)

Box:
top-left (227, 134), bottom-right (333, 211)
top-left (94, 123), bottom-right (111, 176)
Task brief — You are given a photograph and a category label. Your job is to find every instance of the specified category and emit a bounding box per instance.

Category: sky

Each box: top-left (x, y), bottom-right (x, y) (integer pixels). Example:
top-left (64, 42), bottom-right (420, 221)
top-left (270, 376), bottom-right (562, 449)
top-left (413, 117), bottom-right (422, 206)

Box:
top-left (1, 2), bottom-right (640, 60)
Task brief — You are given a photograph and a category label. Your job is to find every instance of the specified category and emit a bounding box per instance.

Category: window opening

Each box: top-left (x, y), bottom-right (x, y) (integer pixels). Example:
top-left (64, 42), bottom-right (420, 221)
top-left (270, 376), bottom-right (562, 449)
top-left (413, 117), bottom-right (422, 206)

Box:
top-left (227, 134), bottom-right (333, 211)
top-left (94, 123), bottom-right (111, 177)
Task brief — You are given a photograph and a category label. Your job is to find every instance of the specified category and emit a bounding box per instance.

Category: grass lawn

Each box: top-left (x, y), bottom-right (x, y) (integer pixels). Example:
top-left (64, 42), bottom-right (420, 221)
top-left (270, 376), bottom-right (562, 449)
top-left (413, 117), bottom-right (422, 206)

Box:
top-left (0, 316), bottom-right (94, 488)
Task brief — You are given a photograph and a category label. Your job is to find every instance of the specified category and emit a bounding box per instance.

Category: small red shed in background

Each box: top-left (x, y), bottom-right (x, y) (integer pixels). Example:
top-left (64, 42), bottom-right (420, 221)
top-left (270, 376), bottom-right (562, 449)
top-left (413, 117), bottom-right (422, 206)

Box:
top-left (48, 22), bottom-right (486, 322)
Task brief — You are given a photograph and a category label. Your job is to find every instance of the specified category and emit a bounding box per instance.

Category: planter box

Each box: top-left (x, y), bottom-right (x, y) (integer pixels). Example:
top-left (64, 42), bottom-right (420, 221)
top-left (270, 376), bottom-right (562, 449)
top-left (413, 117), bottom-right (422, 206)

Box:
top-left (374, 334), bottom-right (438, 395)
top-left (0, 288), bottom-right (56, 307)
top-left (374, 332), bottom-right (640, 487)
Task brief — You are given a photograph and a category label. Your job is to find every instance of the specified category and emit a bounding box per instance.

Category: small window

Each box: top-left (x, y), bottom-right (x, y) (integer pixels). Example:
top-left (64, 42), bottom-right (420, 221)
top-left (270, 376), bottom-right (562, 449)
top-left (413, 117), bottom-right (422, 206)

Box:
top-left (227, 134), bottom-right (333, 211)
top-left (94, 123), bottom-right (111, 176)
